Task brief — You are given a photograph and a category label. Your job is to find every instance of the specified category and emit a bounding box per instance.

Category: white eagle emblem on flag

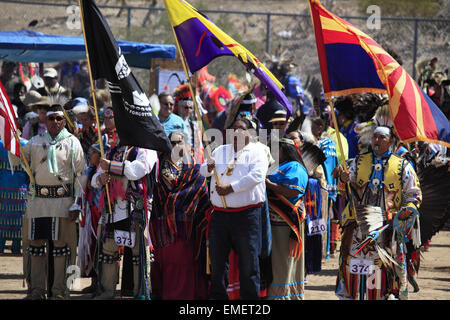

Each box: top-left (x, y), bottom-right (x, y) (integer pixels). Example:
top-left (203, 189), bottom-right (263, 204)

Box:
top-left (115, 52), bottom-right (130, 80)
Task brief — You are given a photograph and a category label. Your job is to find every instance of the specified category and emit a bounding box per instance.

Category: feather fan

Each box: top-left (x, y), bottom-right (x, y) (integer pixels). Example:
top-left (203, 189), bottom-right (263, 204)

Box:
top-left (417, 164), bottom-right (450, 245)
top-left (355, 205), bottom-right (385, 238)
top-left (300, 141), bottom-right (325, 176)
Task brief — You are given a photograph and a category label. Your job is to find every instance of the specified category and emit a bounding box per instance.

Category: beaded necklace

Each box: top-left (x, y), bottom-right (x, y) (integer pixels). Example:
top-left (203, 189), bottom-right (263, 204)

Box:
top-left (224, 145), bottom-right (246, 176)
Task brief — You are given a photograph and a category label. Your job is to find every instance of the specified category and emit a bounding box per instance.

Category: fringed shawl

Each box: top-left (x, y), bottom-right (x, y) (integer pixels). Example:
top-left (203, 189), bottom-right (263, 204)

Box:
top-left (267, 161), bottom-right (308, 259)
top-left (150, 156), bottom-right (210, 251)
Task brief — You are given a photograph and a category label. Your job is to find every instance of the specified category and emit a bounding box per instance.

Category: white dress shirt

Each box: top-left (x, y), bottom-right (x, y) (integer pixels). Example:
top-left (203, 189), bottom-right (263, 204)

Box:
top-left (200, 142), bottom-right (268, 208)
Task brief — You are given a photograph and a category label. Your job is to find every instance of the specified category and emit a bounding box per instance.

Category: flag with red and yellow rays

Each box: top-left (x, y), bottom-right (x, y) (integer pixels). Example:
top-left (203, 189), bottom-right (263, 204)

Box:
top-left (309, 0), bottom-right (450, 147)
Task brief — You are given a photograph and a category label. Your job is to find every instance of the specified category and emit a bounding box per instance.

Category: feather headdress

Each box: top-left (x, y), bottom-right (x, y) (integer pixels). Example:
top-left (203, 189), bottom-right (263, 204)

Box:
top-left (356, 103), bottom-right (394, 152)
top-left (47, 94), bottom-right (69, 109)
top-left (300, 116), bottom-right (316, 144)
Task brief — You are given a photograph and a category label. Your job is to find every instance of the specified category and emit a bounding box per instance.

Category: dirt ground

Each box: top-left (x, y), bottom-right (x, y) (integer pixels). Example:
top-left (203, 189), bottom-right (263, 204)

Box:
top-left (0, 230), bottom-right (448, 300)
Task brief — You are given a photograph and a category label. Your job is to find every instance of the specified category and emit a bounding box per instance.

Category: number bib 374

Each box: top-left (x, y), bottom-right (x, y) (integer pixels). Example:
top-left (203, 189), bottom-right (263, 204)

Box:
top-left (349, 258), bottom-right (373, 275)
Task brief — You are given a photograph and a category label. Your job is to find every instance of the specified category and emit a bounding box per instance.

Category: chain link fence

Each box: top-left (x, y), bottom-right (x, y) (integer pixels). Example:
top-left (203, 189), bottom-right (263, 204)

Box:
top-left (1, 0), bottom-right (449, 89)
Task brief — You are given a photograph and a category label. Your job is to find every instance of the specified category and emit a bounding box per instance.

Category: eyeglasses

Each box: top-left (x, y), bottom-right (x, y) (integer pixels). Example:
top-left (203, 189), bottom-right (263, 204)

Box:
top-left (47, 116), bottom-right (65, 122)
top-left (103, 109), bottom-right (114, 118)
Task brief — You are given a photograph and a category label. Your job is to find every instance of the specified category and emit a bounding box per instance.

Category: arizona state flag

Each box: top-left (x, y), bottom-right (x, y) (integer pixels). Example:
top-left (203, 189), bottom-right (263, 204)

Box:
top-left (309, 0), bottom-right (450, 147)
top-left (79, 0), bottom-right (171, 153)
top-left (164, 0), bottom-right (292, 118)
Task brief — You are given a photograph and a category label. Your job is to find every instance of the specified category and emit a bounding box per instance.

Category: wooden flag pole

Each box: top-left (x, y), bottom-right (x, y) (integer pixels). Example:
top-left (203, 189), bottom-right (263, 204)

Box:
top-left (0, 91), bottom-right (34, 184)
top-left (14, 131), bottom-right (35, 186)
top-left (169, 25), bottom-right (227, 208)
top-left (328, 98), bottom-right (357, 217)
top-left (78, 0), bottom-right (113, 215)
top-left (329, 99), bottom-right (347, 170)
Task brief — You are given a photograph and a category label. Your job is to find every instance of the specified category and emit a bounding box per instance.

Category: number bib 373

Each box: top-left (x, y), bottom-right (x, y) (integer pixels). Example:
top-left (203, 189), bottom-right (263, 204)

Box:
top-left (114, 230), bottom-right (136, 248)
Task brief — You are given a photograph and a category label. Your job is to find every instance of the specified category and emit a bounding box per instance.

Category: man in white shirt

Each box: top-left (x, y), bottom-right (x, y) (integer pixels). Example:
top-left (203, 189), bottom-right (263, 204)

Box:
top-left (200, 118), bottom-right (268, 299)
top-left (91, 144), bottom-right (158, 299)
top-left (10, 103), bottom-right (86, 300)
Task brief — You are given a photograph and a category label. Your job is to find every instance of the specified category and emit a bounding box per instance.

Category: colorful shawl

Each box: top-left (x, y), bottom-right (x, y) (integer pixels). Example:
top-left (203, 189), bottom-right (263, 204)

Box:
top-left (78, 165), bottom-right (102, 276)
top-left (304, 177), bottom-right (324, 274)
top-left (268, 161), bottom-right (308, 259)
top-left (0, 139), bottom-right (29, 244)
top-left (150, 155), bottom-right (211, 255)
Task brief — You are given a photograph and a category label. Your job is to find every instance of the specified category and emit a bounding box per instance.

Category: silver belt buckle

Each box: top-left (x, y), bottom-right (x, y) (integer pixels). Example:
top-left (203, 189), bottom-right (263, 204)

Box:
top-left (57, 187), bottom-right (66, 196)
top-left (40, 187), bottom-right (49, 196)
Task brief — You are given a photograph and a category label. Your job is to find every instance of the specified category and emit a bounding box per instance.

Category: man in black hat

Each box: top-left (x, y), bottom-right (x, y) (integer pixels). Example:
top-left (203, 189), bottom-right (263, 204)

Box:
top-left (256, 90), bottom-right (285, 130)
top-left (268, 109), bottom-right (288, 133)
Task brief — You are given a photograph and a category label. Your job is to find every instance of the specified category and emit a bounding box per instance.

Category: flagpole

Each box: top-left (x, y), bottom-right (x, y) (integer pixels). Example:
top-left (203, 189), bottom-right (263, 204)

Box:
top-left (328, 98), bottom-right (357, 218)
top-left (309, 0), bottom-right (356, 217)
top-left (328, 99), bottom-right (347, 170)
top-left (14, 131), bottom-right (34, 186)
top-left (1, 83), bottom-right (35, 185)
top-left (78, 0), bottom-right (113, 215)
top-left (169, 25), bottom-right (227, 208)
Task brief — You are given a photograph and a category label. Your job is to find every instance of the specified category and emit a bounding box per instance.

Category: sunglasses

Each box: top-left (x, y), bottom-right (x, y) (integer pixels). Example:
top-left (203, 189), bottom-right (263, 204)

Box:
top-left (48, 115), bottom-right (65, 122)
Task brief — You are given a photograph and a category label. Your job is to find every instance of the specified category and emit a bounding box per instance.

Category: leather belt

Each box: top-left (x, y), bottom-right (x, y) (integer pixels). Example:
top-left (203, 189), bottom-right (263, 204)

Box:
top-left (35, 184), bottom-right (73, 198)
top-left (212, 203), bottom-right (263, 213)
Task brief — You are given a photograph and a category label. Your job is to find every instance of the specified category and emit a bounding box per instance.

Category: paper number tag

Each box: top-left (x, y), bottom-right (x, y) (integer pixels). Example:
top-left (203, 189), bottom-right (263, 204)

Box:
top-left (308, 218), bottom-right (326, 236)
top-left (349, 259), bottom-right (373, 275)
top-left (114, 230), bottom-right (135, 248)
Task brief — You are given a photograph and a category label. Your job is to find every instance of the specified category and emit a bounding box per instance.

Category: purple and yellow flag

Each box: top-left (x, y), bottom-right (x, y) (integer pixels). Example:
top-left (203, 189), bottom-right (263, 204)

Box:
top-left (164, 0), bottom-right (292, 118)
top-left (309, 0), bottom-right (450, 147)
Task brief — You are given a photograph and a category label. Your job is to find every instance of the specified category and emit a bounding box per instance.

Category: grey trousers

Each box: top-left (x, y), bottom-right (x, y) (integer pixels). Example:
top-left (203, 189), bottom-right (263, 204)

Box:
top-left (98, 226), bottom-right (145, 299)
top-left (27, 217), bottom-right (77, 298)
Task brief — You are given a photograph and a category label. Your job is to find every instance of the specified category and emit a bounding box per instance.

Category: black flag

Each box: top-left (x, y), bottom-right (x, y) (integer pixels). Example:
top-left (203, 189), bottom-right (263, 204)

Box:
top-left (80, 0), bottom-right (171, 153)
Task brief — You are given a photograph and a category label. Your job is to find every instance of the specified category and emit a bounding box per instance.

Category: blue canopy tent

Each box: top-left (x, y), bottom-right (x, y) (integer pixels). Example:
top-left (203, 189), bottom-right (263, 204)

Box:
top-left (0, 30), bottom-right (176, 69)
